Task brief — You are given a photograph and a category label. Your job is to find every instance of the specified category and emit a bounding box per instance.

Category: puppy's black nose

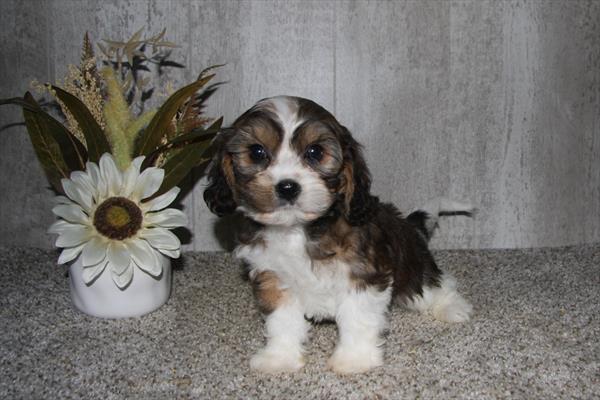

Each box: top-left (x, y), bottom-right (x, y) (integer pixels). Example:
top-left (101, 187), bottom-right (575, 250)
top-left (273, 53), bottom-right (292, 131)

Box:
top-left (276, 179), bottom-right (301, 202)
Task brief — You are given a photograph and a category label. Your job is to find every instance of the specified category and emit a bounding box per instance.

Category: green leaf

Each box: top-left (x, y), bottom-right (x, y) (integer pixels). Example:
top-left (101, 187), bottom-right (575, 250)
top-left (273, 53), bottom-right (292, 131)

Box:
top-left (1, 95), bottom-right (86, 174)
top-left (0, 97), bottom-right (38, 112)
top-left (24, 93), bottom-right (88, 173)
top-left (102, 39), bottom-right (128, 47)
top-left (97, 42), bottom-right (111, 58)
top-left (18, 93), bottom-right (89, 193)
top-left (134, 73), bottom-right (216, 157)
top-left (151, 138), bottom-right (216, 198)
top-left (129, 27), bottom-right (144, 44)
top-left (141, 117), bottom-right (222, 170)
top-left (197, 64), bottom-right (226, 80)
top-left (155, 41), bottom-right (180, 48)
top-left (51, 85), bottom-right (111, 162)
top-left (154, 28), bottom-right (167, 42)
top-left (168, 117), bottom-right (222, 147)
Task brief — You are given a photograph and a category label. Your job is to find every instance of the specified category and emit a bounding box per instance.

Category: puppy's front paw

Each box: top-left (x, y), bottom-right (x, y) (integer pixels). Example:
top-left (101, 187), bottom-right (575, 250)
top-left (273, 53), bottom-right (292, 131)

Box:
top-left (250, 347), bottom-right (305, 374)
top-left (327, 345), bottom-right (383, 374)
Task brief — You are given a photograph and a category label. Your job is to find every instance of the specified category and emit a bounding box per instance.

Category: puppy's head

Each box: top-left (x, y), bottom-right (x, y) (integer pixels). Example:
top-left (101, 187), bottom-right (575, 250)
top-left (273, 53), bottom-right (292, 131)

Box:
top-left (204, 96), bottom-right (374, 226)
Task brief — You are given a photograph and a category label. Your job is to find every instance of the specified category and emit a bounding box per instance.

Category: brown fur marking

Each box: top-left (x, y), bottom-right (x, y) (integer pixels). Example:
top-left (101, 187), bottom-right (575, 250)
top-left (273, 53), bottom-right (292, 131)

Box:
top-left (252, 270), bottom-right (287, 315)
top-left (244, 174), bottom-right (276, 213)
top-left (221, 154), bottom-right (239, 203)
top-left (291, 121), bottom-right (343, 177)
top-left (339, 161), bottom-right (355, 213)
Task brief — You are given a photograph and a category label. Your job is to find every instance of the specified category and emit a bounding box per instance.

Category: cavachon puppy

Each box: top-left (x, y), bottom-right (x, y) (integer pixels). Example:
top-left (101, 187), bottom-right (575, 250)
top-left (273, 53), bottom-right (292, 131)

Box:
top-left (204, 96), bottom-right (473, 374)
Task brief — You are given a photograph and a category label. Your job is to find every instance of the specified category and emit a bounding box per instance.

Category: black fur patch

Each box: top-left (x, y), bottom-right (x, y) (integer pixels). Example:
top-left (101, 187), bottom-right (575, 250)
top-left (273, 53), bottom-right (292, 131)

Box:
top-left (306, 201), bottom-right (442, 298)
top-left (406, 210), bottom-right (433, 241)
top-left (371, 204), bottom-right (442, 297)
top-left (203, 130), bottom-right (237, 217)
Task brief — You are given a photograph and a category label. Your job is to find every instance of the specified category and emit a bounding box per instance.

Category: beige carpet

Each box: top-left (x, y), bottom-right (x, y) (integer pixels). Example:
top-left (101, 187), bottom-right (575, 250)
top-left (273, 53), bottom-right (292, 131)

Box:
top-left (1, 244), bottom-right (598, 399)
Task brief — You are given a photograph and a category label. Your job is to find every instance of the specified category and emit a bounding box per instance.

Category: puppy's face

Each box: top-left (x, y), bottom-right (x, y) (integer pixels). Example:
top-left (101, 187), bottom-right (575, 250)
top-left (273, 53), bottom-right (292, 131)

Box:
top-left (205, 96), bottom-right (372, 227)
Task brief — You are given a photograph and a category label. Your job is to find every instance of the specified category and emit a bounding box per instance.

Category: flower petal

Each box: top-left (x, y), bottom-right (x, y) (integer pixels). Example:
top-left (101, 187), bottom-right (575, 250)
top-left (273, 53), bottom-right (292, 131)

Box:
top-left (144, 208), bottom-right (188, 228)
top-left (139, 228), bottom-right (180, 250)
top-left (55, 225), bottom-right (93, 247)
top-left (99, 153), bottom-right (123, 197)
top-left (111, 263), bottom-right (134, 289)
top-left (132, 167), bottom-right (164, 201)
top-left (127, 239), bottom-right (157, 270)
top-left (48, 220), bottom-right (71, 235)
top-left (107, 241), bottom-right (131, 275)
top-left (87, 160), bottom-right (107, 201)
top-left (70, 170), bottom-right (97, 205)
top-left (52, 204), bottom-right (89, 225)
top-left (50, 220), bottom-right (93, 237)
top-left (81, 236), bottom-right (107, 267)
top-left (143, 186), bottom-right (180, 212)
top-left (128, 239), bottom-right (162, 277)
top-left (57, 243), bottom-right (85, 265)
top-left (53, 195), bottom-right (72, 205)
top-left (70, 170), bottom-right (95, 191)
top-left (157, 247), bottom-right (180, 258)
top-left (82, 260), bottom-right (108, 284)
top-left (62, 178), bottom-right (93, 212)
top-left (121, 156), bottom-right (145, 198)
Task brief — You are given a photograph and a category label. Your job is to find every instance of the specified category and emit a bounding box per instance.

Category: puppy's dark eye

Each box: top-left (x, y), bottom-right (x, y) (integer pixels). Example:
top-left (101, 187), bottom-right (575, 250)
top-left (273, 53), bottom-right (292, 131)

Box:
top-left (248, 144), bottom-right (268, 162)
top-left (305, 144), bottom-right (324, 163)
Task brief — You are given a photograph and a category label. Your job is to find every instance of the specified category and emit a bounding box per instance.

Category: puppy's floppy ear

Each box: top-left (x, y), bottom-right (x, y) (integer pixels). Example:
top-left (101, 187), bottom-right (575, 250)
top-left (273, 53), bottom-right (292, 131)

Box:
top-left (339, 127), bottom-right (378, 226)
top-left (203, 128), bottom-right (238, 216)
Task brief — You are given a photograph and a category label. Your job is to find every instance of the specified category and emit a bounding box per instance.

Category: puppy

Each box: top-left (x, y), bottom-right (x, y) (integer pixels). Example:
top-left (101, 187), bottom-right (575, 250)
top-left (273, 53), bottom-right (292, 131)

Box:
top-left (204, 96), bottom-right (473, 374)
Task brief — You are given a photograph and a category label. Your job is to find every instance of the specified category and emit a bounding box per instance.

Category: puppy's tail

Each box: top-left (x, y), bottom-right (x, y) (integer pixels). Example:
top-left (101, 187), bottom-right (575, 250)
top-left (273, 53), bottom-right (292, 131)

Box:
top-left (407, 197), bottom-right (475, 242)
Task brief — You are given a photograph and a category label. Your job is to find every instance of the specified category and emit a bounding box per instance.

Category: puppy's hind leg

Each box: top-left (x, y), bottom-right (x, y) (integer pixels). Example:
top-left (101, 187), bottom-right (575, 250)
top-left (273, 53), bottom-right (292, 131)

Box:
top-left (405, 197), bottom-right (474, 322)
top-left (403, 274), bottom-right (472, 323)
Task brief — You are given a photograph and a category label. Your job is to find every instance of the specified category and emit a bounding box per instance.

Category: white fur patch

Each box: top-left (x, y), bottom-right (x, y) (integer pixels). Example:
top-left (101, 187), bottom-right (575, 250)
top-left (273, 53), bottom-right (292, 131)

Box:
top-left (238, 226), bottom-right (392, 374)
top-left (250, 299), bottom-right (309, 373)
top-left (402, 274), bottom-right (473, 323)
top-left (238, 227), bottom-right (353, 321)
top-left (265, 141), bottom-right (332, 226)
top-left (328, 287), bottom-right (392, 374)
top-left (269, 96), bottom-right (301, 136)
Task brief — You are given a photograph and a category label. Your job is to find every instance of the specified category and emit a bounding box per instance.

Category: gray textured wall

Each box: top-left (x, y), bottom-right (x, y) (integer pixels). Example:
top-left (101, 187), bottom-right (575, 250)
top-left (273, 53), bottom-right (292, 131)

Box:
top-left (1, 0), bottom-right (599, 250)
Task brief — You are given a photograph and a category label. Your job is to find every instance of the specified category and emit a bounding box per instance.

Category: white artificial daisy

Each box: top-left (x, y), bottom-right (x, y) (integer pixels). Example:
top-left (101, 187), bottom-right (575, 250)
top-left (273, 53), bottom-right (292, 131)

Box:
top-left (48, 153), bottom-right (188, 289)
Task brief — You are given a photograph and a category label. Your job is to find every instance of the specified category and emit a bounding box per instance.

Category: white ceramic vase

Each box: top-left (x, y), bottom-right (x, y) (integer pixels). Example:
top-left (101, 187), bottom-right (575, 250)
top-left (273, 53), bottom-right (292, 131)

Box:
top-left (68, 253), bottom-right (172, 318)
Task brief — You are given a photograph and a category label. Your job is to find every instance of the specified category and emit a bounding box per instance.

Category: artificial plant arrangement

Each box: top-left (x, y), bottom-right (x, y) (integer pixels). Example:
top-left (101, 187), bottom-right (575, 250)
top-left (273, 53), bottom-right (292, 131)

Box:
top-left (0, 29), bottom-right (222, 318)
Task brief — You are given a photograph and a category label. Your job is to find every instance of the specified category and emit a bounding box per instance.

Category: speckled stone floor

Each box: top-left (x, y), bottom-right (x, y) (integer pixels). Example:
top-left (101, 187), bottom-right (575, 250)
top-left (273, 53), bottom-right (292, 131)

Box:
top-left (0, 244), bottom-right (598, 399)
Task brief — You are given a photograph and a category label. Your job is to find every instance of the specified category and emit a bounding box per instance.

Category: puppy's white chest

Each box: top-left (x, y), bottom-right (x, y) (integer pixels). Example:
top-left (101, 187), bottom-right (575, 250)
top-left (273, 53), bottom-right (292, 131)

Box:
top-left (235, 227), bottom-right (350, 320)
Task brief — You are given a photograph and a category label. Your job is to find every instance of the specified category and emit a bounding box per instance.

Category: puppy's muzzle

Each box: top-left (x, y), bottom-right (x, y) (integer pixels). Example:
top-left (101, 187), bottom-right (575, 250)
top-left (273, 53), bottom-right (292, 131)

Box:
top-left (276, 179), bottom-right (301, 203)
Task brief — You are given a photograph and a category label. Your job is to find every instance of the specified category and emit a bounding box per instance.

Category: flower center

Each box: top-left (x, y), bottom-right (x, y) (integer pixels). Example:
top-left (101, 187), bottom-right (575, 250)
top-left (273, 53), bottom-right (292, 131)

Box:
top-left (93, 197), bottom-right (142, 240)
top-left (106, 206), bottom-right (131, 227)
